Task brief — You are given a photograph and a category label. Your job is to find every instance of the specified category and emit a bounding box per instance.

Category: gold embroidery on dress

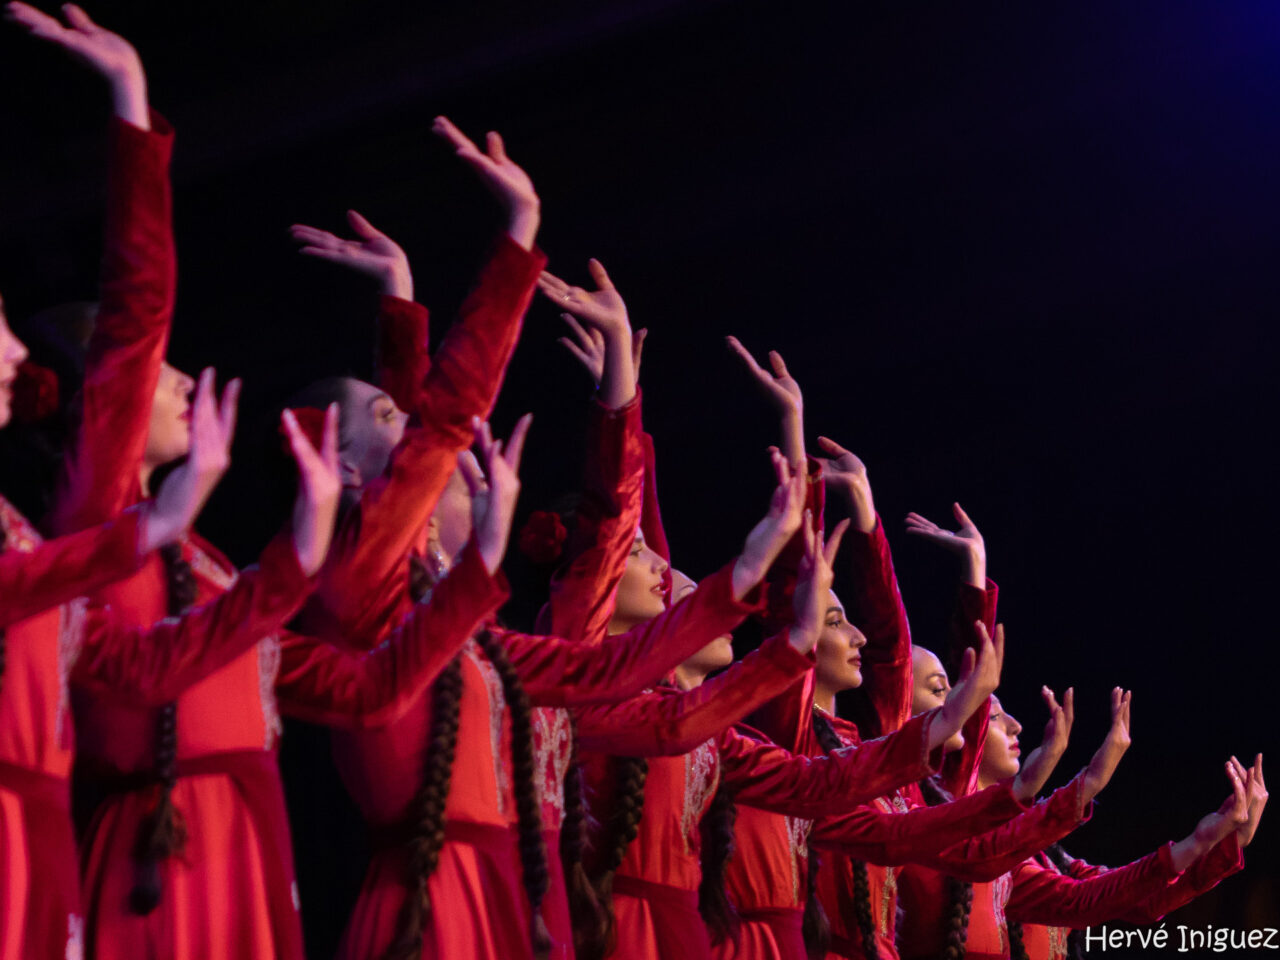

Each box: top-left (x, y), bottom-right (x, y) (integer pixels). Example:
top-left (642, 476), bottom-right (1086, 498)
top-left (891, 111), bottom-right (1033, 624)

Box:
top-left (532, 707), bottom-right (574, 825)
top-left (785, 816), bottom-right (812, 905)
top-left (465, 639), bottom-right (511, 816)
top-left (258, 635), bottom-right (283, 749)
top-left (682, 738), bottom-right (719, 853)
top-left (186, 539), bottom-right (238, 591)
top-left (1048, 925), bottom-right (1069, 960)
top-left (879, 866), bottom-right (899, 935)
top-left (992, 871), bottom-right (1014, 955)
top-left (56, 598), bottom-right (88, 749)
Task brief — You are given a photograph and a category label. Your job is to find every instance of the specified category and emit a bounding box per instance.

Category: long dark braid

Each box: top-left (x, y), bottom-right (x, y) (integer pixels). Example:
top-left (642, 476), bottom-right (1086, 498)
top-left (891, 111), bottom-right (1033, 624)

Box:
top-left (561, 721), bottom-right (607, 959)
top-left (1006, 919), bottom-right (1029, 960)
top-left (384, 655), bottom-right (464, 960)
top-left (580, 756), bottom-right (649, 960)
top-left (918, 777), bottom-right (972, 960)
top-left (1041, 845), bottom-right (1085, 960)
top-left (129, 542), bottom-right (196, 914)
top-left (811, 712), bottom-right (870, 960)
top-left (474, 628), bottom-right (553, 959)
top-left (697, 783), bottom-right (740, 947)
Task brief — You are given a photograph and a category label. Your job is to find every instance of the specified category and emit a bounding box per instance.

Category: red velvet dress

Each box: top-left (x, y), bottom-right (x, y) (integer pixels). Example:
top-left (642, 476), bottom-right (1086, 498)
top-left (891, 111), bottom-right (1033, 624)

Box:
top-left (584, 705), bottom-right (946, 960)
top-left (1017, 837), bottom-right (1245, 960)
top-left (333, 561), bottom-right (772, 960)
top-left (0, 496), bottom-right (314, 960)
top-left (50, 112), bottom-right (544, 960)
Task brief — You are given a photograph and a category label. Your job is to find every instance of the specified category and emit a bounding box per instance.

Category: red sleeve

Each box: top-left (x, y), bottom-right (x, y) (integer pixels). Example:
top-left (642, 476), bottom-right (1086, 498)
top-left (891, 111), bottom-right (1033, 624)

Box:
top-left (749, 670), bottom-right (821, 757)
top-left (809, 780), bottom-right (1029, 867)
top-left (1110, 834), bottom-right (1244, 924)
top-left (375, 295), bottom-right (430, 413)
top-left (502, 559), bottom-right (763, 706)
top-left (924, 776), bottom-right (1092, 879)
top-left (275, 539), bottom-right (507, 728)
top-left (940, 578), bottom-right (998, 798)
top-left (843, 516), bottom-right (913, 737)
top-left (71, 532), bottom-right (312, 702)
top-left (0, 509), bottom-right (146, 627)
top-left (759, 458), bottom-right (824, 633)
top-left (1005, 843), bottom-right (1182, 927)
top-left (312, 236), bottom-right (545, 643)
top-left (718, 708), bottom-right (945, 816)
top-left (51, 114), bottom-right (176, 535)
top-left (571, 631), bottom-right (812, 755)
top-left (545, 392), bottom-right (646, 644)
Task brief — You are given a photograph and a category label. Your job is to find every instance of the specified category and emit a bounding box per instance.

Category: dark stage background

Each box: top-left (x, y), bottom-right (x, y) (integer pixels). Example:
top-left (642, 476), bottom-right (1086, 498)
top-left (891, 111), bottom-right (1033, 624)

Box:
top-left (1, 1), bottom-right (1277, 956)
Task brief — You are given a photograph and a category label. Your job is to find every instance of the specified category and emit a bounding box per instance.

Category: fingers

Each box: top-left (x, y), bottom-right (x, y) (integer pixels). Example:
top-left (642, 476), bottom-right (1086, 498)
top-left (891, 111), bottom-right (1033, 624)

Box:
top-left (1041, 685), bottom-right (1060, 714)
top-left (770, 448), bottom-right (790, 487)
top-left (504, 413), bottom-right (533, 473)
top-left (1063, 686), bottom-right (1075, 730)
top-left (217, 377), bottom-right (241, 442)
top-left (816, 435), bottom-right (851, 458)
top-left (537, 271), bottom-right (570, 299)
top-left (958, 646), bottom-right (976, 682)
top-left (768, 349), bottom-right (791, 380)
top-left (802, 509), bottom-right (817, 562)
top-left (61, 3), bottom-right (97, 31)
top-left (952, 501), bottom-right (975, 529)
top-left (725, 336), bottom-right (767, 379)
top-left (632, 328), bottom-right (647, 374)
top-left (992, 623), bottom-right (1005, 676)
top-left (5, 2), bottom-right (62, 35)
top-left (457, 449), bottom-right (487, 497)
top-left (432, 115), bottom-right (480, 155)
top-left (587, 258), bottom-right (615, 291)
top-left (824, 517), bottom-right (851, 567)
top-left (282, 409), bottom-right (320, 470)
top-left (486, 130), bottom-right (507, 163)
top-left (346, 209), bottom-right (384, 239)
top-left (559, 313), bottom-right (594, 349)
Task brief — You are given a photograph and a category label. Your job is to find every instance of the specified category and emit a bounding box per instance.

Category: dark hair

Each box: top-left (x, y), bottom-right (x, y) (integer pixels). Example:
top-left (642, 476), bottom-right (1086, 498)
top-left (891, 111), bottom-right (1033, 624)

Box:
top-left (698, 783), bottom-right (740, 947)
top-left (0, 524), bottom-right (7, 694)
top-left (811, 712), bottom-right (870, 960)
top-left (917, 776), bottom-right (972, 960)
top-left (129, 542), bottom-right (197, 914)
top-left (578, 756), bottom-right (649, 960)
top-left (560, 723), bottom-right (608, 959)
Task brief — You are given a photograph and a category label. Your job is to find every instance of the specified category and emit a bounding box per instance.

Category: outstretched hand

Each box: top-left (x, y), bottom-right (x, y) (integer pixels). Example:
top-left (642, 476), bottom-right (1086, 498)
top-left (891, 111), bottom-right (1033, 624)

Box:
top-left (1235, 753), bottom-right (1267, 848)
top-left (1012, 686), bottom-right (1074, 802)
top-left (463, 414), bottom-right (533, 575)
top-left (537, 259), bottom-right (640, 406)
top-left (290, 210), bottom-right (413, 300)
top-left (726, 336), bottom-right (805, 467)
top-left (143, 368), bottom-right (238, 552)
top-left (1078, 687), bottom-right (1132, 804)
top-left (281, 403), bottom-right (342, 577)
top-left (814, 435), bottom-right (875, 533)
top-left (790, 517), bottom-right (851, 655)
top-left (432, 116), bottom-right (540, 250)
top-left (5, 3), bottom-right (148, 127)
top-left (905, 502), bottom-right (987, 587)
top-left (930, 621), bottom-right (1004, 751)
top-left (732, 450), bottom-right (808, 601)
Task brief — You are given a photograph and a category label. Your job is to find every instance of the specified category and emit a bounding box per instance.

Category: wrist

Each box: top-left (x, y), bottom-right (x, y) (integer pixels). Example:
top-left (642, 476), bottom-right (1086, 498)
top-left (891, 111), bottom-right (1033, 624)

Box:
top-left (506, 202), bottom-right (541, 251)
top-left (108, 71), bottom-right (150, 129)
top-left (380, 264), bottom-right (414, 301)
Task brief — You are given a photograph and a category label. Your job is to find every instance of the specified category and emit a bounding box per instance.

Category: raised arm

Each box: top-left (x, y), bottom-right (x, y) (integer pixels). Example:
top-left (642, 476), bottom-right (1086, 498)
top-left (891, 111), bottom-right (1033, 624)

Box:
top-left (8, 4), bottom-right (179, 532)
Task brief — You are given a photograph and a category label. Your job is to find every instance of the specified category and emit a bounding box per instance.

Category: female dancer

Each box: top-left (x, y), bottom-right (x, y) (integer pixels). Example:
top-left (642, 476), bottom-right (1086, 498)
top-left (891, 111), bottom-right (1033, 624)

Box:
top-left (0, 299), bottom-right (345, 958)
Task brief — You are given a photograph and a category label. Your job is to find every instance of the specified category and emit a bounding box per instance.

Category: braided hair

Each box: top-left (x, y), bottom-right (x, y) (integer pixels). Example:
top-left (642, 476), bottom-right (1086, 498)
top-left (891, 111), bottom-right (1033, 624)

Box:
top-left (1006, 918), bottom-right (1029, 960)
top-left (579, 756), bottom-right (649, 960)
top-left (698, 783), bottom-right (740, 947)
top-left (810, 712), bottom-right (871, 960)
top-left (129, 541), bottom-right (197, 914)
top-left (917, 776), bottom-right (972, 960)
top-left (561, 721), bottom-right (608, 959)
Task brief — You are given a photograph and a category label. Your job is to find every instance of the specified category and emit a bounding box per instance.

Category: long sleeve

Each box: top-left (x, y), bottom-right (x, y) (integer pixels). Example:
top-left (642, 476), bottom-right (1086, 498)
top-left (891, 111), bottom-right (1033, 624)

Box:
top-left (51, 115), bottom-right (177, 535)
top-left (1005, 843), bottom-right (1183, 927)
top-left (275, 539), bottom-right (507, 728)
top-left (544, 392), bottom-right (646, 644)
top-left (808, 780), bottom-right (1029, 869)
top-left (719, 708), bottom-right (944, 817)
top-left (71, 532), bottom-right (312, 703)
top-left (502, 558), bottom-right (764, 707)
top-left (374, 295), bottom-right (431, 414)
top-left (312, 235), bottom-right (545, 645)
top-left (759, 458), bottom-right (824, 633)
top-left (639, 431), bottom-right (671, 565)
top-left (940, 577), bottom-right (998, 798)
top-left (843, 516), bottom-right (913, 738)
top-left (0, 508), bottom-right (146, 627)
top-left (571, 631), bottom-right (812, 755)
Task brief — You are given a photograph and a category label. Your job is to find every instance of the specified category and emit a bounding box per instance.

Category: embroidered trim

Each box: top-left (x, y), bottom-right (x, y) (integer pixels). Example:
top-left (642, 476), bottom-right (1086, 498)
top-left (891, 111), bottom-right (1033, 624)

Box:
top-left (0, 496), bottom-right (42, 553)
top-left (465, 639), bottom-right (510, 817)
top-left (186, 539), bottom-right (238, 591)
top-left (1048, 925), bottom-right (1070, 960)
top-left (785, 815), bottom-right (812, 905)
top-left (681, 738), bottom-right (720, 854)
top-left (992, 871), bottom-right (1014, 955)
top-left (56, 598), bottom-right (89, 749)
top-left (879, 866), bottom-right (898, 935)
top-left (532, 707), bottom-right (574, 826)
top-left (257, 634), bottom-right (283, 749)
